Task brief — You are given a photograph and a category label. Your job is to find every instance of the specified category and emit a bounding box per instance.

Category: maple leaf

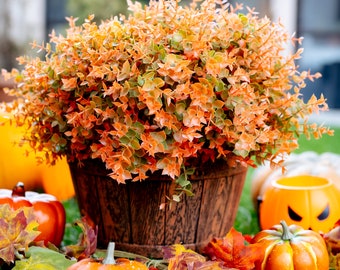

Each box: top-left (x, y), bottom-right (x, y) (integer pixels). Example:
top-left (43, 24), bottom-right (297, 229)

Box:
top-left (323, 219), bottom-right (340, 269)
top-left (163, 244), bottom-right (228, 270)
top-left (0, 204), bottom-right (40, 264)
top-left (63, 215), bottom-right (98, 260)
top-left (203, 227), bottom-right (262, 270)
top-left (324, 221), bottom-right (340, 254)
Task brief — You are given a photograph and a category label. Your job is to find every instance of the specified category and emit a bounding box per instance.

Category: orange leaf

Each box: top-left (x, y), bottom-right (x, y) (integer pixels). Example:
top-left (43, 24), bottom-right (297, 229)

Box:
top-left (204, 227), bottom-right (263, 270)
top-left (61, 77), bottom-right (77, 91)
top-left (163, 244), bottom-right (226, 270)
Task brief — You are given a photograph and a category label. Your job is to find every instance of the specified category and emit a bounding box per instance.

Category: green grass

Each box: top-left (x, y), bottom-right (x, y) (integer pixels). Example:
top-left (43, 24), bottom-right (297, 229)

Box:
top-left (234, 126), bottom-right (340, 235)
top-left (62, 198), bottom-right (81, 246)
top-left (62, 127), bottom-right (340, 244)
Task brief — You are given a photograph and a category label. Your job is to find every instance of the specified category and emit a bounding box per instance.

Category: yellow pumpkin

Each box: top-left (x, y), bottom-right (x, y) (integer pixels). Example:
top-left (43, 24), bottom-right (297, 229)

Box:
top-left (0, 111), bottom-right (74, 201)
top-left (259, 175), bottom-right (340, 233)
top-left (251, 151), bottom-right (340, 207)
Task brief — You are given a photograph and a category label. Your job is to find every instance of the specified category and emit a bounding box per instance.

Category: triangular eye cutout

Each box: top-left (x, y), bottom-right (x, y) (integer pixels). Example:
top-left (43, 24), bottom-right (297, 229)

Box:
top-left (317, 204), bottom-right (330, 221)
top-left (288, 206), bottom-right (303, 221)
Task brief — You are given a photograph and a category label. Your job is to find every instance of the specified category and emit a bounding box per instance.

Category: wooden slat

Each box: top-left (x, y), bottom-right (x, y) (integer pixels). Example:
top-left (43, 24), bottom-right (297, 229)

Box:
top-left (69, 159), bottom-right (247, 257)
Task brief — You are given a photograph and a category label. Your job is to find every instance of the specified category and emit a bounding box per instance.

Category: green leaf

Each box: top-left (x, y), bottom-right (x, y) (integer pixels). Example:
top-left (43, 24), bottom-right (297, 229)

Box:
top-left (176, 174), bottom-right (191, 188)
top-left (47, 67), bottom-right (55, 79)
top-left (13, 246), bottom-right (75, 270)
top-left (137, 75), bottom-right (144, 86)
top-left (183, 188), bottom-right (194, 197)
top-left (150, 131), bottom-right (166, 143)
top-left (175, 102), bottom-right (187, 115)
top-left (126, 128), bottom-right (139, 139)
top-left (172, 195), bottom-right (181, 203)
top-left (119, 135), bottom-right (130, 145)
top-left (132, 121), bottom-right (145, 134)
top-left (238, 13), bottom-right (249, 25)
top-left (130, 138), bottom-right (141, 150)
top-left (185, 168), bottom-right (195, 175)
top-left (119, 135), bottom-right (141, 150)
top-left (233, 148), bottom-right (249, 158)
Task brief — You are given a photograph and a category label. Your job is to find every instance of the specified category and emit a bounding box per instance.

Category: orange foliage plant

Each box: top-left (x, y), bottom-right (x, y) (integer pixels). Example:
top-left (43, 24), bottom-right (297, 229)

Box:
top-left (1, 0), bottom-right (332, 201)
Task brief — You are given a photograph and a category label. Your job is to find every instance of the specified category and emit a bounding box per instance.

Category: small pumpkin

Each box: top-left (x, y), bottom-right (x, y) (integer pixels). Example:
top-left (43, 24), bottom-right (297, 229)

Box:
top-left (0, 182), bottom-right (66, 246)
top-left (259, 175), bottom-right (340, 232)
top-left (251, 220), bottom-right (329, 270)
top-left (68, 242), bottom-right (148, 270)
top-left (251, 151), bottom-right (340, 207)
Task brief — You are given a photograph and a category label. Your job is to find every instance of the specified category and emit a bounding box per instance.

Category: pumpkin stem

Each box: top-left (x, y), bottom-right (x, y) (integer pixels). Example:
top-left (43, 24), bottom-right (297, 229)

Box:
top-left (12, 182), bottom-right (25, 197)
top-left (102, 242), bottom-right (116, 265)
top-left (280, 220), bottom-right (294, 241)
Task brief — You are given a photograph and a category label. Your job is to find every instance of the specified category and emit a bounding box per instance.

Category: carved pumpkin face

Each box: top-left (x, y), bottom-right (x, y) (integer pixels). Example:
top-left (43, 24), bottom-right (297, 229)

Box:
top-left (259, 175), bottom-right (340, 233)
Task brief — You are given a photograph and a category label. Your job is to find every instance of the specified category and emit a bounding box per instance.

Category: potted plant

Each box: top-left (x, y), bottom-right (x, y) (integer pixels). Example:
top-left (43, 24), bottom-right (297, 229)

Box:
top-left (1, 0), bottom-right (332, 257)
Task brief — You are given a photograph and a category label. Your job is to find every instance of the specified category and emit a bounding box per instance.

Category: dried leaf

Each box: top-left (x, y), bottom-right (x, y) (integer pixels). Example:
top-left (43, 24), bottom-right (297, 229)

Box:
top-left (63, 215), bottom-right (98, 260)
top-left (324, 219), bottom-right (340, 269)
top-left (203, 228), bottom-right (262, 270)
top-left (0, 204), bottom-right (40, 263)
top-left (163, 244), bottom-right (227, 270)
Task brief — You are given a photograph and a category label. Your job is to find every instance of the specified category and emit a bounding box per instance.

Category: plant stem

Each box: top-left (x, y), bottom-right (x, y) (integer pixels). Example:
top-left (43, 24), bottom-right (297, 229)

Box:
top-left (12, 182), bottom-right (26, 197)
top-left (280, 220), bottom-right (294, 241)
top-left (102, 242), bottom-right (116, 265)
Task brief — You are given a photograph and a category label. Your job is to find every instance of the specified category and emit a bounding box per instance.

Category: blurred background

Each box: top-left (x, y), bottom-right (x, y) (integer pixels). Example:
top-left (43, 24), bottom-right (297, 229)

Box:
top-left (0, 0), bottom-right (339, 239)
top-left (0, 0), bottom-right (339, 107)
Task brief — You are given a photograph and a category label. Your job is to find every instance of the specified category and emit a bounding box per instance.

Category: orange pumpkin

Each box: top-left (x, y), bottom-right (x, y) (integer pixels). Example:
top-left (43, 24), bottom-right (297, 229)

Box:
top-left (68, 242), bottom-right (148, 270)
top-left (0, 182), bottom-right (66, 246)
top-left (251, 220), bottom-right (329, 270)
top-left (0, 111), bottom-right (74, 201)
top-left (251, 151), bottom-right (340, 207)
top-left (259, 175), bottom-right (340, 233)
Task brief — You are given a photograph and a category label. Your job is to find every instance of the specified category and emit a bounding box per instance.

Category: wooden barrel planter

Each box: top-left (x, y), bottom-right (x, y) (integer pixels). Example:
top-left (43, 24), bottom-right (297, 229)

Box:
top-left (68, 158), bottom-right (247, 258)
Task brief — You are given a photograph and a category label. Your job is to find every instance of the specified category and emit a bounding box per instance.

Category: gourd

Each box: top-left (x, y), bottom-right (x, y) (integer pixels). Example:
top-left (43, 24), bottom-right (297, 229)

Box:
top-left (0, 182), bottom-right (66, 246)
top-left (251, 220), bottom-right (329, 270)
top-left (259, 175), bottom-right (340, 232)
top-left (68, 242), bottom-right (149, 270)
top-left (251, 151), bottom-right (340, 207)
top-left (0, 111), bottom-right (74, 201)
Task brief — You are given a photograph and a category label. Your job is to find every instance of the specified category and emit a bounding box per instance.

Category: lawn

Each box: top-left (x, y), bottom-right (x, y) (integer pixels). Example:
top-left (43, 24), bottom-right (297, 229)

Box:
top-left (62, 126), bottom-right (340, 244)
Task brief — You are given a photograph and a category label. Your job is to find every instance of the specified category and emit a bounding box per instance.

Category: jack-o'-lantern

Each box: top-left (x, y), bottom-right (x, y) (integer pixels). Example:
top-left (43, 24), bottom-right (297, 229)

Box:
top-left (251, 151), bottom-right (340, 207)
top-left (259, 175), bottom-right (340, 233)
